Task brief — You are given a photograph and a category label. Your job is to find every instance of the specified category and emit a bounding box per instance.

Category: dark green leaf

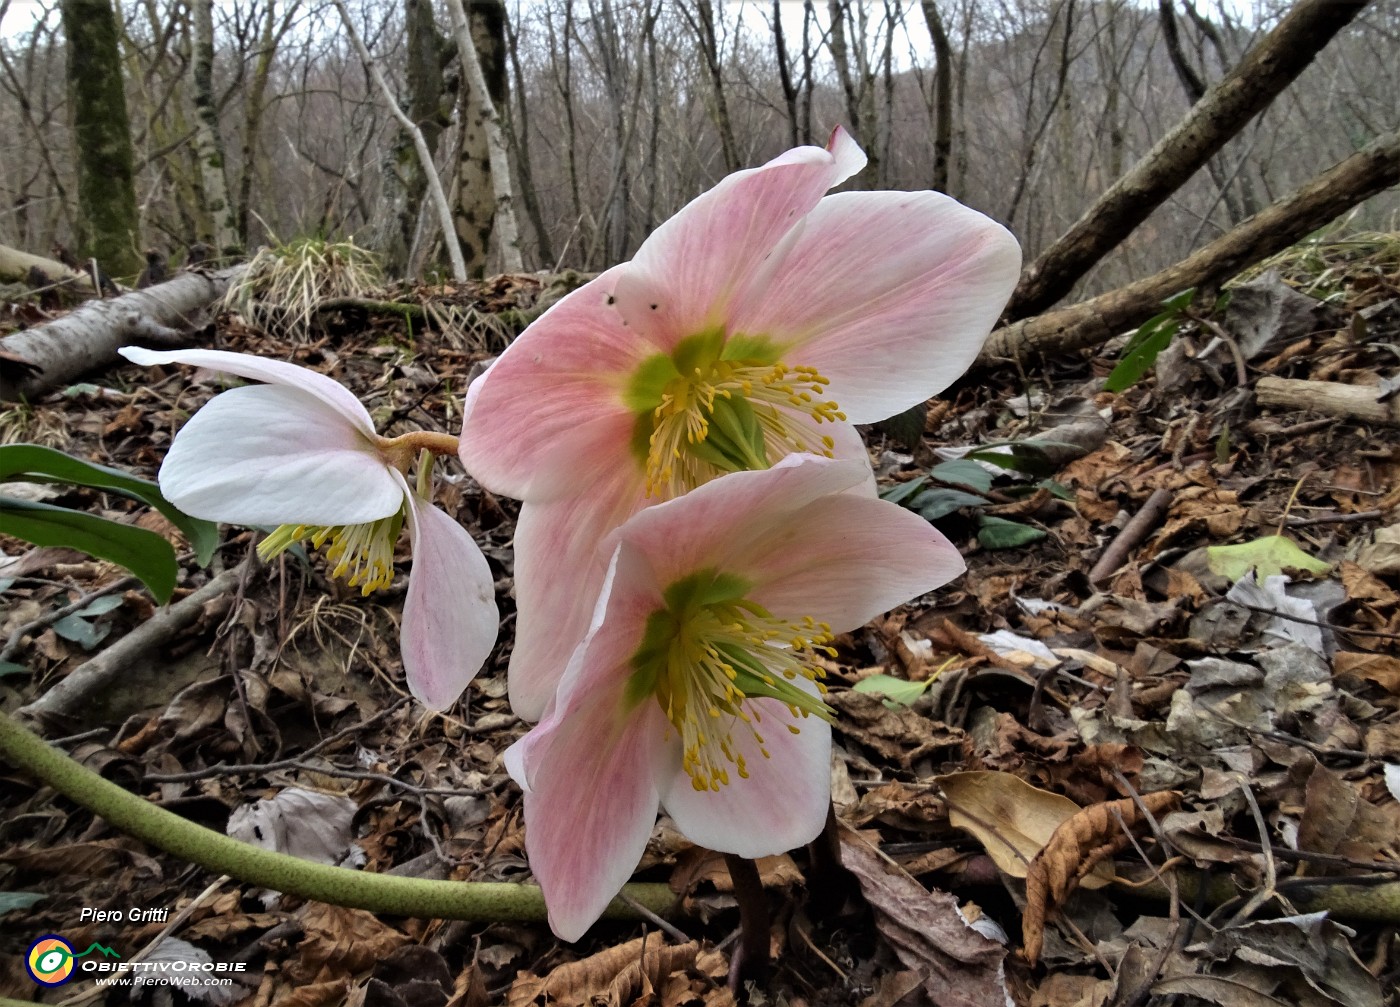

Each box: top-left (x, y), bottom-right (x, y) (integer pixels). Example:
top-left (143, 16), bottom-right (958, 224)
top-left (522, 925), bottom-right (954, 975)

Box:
top-left (52, 614), bottom-right (111, 650)
top-left (1104, 318), bottom-right (1179, 394)
top-left (966, 443), bottom-right (1056, 478)
top-left (879, 476), bottom-right (929, 506)
top-left (1162, 287), bottom-right (1196, 312)
top-left (853, 673), bottom-right (932, 708)
top-left (929, 459), bottom-right (994, 494)
top-left (1035, 479), bottom-right (1075, 501)
top-left (0, 660), bottom-right (29, 679)
top-left (0, 891), bottom-right (47, 913)
top-left (977, 516), bottom-right (1048, 550)
top-left (75, 594), bottom-right (126, 618)
top-left (0, 444), bottom-right (218, 565)
top-left (0, 497), bottom-right (177, 602)
top-left (911, 488), bottom-right (989, 521)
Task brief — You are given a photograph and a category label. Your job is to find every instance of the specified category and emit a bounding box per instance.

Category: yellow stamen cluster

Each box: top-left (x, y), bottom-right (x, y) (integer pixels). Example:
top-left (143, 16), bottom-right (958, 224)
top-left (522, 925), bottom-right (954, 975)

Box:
top-left (257, 512), bottom-right (403, 595)
top-left (653, 602), bottom-right (836, 793)
top-left (645, 360), bottom-right (845, 499)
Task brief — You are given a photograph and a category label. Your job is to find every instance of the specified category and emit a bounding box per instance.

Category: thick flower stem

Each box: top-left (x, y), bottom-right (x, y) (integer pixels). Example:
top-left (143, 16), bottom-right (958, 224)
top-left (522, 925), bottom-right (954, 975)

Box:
top-left (806, 802), bottom-right (858, 918)
top-left (380, 430), bottom-right (460, 460)
top-left (723, 854), bottom-right (770, 998)
top-left (0, 707), bottom-right (673, 922)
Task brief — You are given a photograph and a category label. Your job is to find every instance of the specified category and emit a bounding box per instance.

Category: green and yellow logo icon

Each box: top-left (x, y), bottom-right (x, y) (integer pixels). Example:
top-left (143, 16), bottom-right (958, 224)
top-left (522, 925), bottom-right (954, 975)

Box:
top-left (25, 935), bottom-right (120, 986)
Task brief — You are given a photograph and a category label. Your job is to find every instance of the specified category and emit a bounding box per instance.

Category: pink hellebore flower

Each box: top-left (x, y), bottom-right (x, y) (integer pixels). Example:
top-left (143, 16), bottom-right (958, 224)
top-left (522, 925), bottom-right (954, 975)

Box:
top-left (119, 347), bottom-right (498, 710)
top-left (506, 454), bottom-right (964, 941)
top-left (460, 128), bottom-right (1021, 721)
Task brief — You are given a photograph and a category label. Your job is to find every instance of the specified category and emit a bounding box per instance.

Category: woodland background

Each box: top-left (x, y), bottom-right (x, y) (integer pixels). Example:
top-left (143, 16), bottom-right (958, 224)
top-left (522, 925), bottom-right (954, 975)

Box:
top-left (0, 0), bottom-right (1397, 290)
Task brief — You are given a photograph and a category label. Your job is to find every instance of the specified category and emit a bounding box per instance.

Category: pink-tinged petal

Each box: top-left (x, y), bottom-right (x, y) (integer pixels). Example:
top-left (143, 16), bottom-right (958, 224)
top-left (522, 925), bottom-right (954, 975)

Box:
top-left (610, 139), bottom-right (865, 342)
top-left (744, 493), bottom-right (967, 633)
top-left (825, 124), bottom-right (867, 179)
top-left (507, 462), bottom-right (650, 722)
top-left (727, 190), bottom-right (1021, 423)
top-left (458, 268), bottom-right (654, 501)
top-left (157, 384), bottom-right (404, 525)
top-left (604, 454), bottom-right (870, 591)
top-left (120, 346), bottom-right (377, 438)
top-left (504, 545), bottom-right (672, 941)
top-left (401, 493), bottom-right (499, 710)
top-left (661, 692), bottom-right (831, 858)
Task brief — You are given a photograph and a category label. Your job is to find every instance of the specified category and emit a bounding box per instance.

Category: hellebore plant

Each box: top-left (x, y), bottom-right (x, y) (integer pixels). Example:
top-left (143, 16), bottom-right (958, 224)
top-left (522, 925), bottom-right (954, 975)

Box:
top-left (460, 127), bottom-right (1021, 721)
top-left (505, 454), bottom-right (966, 941)
top-left (119, 347), bottom-right (497, 710)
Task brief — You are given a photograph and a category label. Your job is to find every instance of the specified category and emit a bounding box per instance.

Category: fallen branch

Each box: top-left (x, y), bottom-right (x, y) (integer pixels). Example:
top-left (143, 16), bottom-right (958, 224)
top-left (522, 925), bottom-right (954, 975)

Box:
top-left (1256, 376), bottom-right (1400, 427)
top-left (1007, 0), bottom-right (1372, 318)
top-left (0, 265), bottom-right (244, 401)
top-left (0, 706), bottom-right (673, 922)
top-left (17, 565), bottom-right (245, 725)
top-left (0, 241), bottom-right (95, 290)
top-left (979, 129), bottom-right (1400, 366)
top-left (1088, 488), bottom-right (1174, 584)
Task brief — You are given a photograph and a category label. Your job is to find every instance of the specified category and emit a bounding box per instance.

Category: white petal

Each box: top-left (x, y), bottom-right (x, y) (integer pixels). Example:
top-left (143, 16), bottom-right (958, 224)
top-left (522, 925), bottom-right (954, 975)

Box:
top-left (158, 384), bottom-right (403, 525)
top-left (401, 494), bottom-right (499, 710)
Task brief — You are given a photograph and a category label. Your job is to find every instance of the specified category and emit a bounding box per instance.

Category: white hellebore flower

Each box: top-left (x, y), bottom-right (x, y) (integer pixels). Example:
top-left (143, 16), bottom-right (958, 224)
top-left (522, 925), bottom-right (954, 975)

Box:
top-left (120, 347), bottom-right (498, 710)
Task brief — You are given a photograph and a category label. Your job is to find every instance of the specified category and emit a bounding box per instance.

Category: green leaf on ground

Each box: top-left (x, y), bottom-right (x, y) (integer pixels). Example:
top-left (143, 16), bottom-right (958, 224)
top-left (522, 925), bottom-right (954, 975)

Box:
top-left (930, 459), bottom-right (994, 494)
top-left (0, 443), bottom-right (217, 564)
top-left (1206, 535), bottom-right (1332, 580)
top-left (911, 488), bottom-right (989, 521)
top-left (853, 673), bottom-right (934, 708)
top-left (879, 476), bottom-right (929, 506)
top-left (977, 516), bottom-right (1047, 550)
top-left (0, 497), bottom-right (177, 603)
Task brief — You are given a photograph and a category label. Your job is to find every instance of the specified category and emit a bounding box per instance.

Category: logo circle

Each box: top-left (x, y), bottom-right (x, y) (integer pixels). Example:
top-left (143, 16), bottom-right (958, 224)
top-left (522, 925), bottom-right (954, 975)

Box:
top-left (26, 935), bottom-right (76, 986)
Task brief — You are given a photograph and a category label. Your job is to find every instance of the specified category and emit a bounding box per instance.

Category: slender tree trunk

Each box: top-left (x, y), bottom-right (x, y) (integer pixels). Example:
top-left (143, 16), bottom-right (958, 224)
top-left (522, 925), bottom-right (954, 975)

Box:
top-left (1008, 0), bottom-right (1373, 320)
top-left (920, 0), bottom-right (953, 192)
top-left (446, 0), bottom-right (522, 274)
top-left (799, 1), bottom-right (816, 145)
top-left (684, 0), bottom-right (739, 173)
top-left (189, 0), bottom-right (238, 256)
top-left (504, 7), bottom-right (553, 266)
top-left (772, 0), bottom-right (799, 148)
top-left (333, 0), bottom-right (465, 281)
top-left (60, 0), bottom-right (141, 279)
top-left (237, 0), bottom-right (298, 247)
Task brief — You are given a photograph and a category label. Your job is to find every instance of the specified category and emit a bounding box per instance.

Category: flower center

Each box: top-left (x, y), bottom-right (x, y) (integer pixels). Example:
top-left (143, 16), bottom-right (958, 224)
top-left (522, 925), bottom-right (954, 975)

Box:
top-left (258, 508), bottom-right (405, 595)
top-left (625, 330), bottom-right (846, 499)
top-left (626, 569), bottom-right (836, 793)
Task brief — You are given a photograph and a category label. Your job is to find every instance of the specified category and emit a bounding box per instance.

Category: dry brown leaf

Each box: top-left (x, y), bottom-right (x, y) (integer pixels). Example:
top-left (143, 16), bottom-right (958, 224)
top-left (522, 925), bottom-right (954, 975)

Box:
top-left (1296, 757), bottom-right (1400, 866)
top-left (1339, 561), bottom-right (1400, 606)
top-left (1333, 651), bottom-right (1400, 694)
top-left (669, 848), bottom-right (803, 895)
top-left (827, 690), bottom-right (964, 765)
top-left (856, 969), bottom-right (924, 1007)
top-left (936, 771), bottom-right (1112, 887)
top-left (0, 839), bottom-right (162, 879)
top-left (1022, 791), bottom-right (1179, 964)
top-left (1029, 972), bottom-right (1112, 1007)
top-left (507, 936), bottom-right (706, 1007)
top-left (269, 978), bottom-right (354, 1007)
top-left (285, 904), bottom-right (409, 984)
top-left (839, 825), bottom-right (1008, 1007)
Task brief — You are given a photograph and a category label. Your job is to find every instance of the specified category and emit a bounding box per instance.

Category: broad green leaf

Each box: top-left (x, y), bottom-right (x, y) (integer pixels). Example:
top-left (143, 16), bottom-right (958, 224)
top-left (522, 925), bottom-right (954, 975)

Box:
top-left (1162, 287), bottom-right (1197, 312)
top-left (0, 497), bottom-right (177, 603)
top-left (52, 614), bottom-right (111, 650)
top-left (853, 673), bottom-right (933, 708)
top-left (966, 444), bottom-right (1056, 478)
top-left (0, 660), bottom-right (28, 678)
top-left (1207, 535), bottom-right (1332, 580)
top-left (0, 444), bottom-right (217, 565)
top-left (930, 459), bottom-right (994, 494)
top-left (75, 594), bottom-right (125, 618)
top-left (911, 488), bottom-right (989, 521)
top-left (1035, 479), bottom-right (1075, 501)
top-left (977, 515), bottom-right (1047, 550)
top-left (879, 475), bottom-right (929, 506)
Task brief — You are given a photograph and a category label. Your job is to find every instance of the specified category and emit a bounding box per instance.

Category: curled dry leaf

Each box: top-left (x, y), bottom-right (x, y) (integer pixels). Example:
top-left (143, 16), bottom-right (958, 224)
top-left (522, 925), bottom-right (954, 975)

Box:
top-left (1022, 791), bottom-right (1179, 964)
top-left (839, 825), bottom-right (1009, 1007)
top-left (506, 936), bottom-right (728, 1007)
top-left (936, 771), bottom-right (1114, 888)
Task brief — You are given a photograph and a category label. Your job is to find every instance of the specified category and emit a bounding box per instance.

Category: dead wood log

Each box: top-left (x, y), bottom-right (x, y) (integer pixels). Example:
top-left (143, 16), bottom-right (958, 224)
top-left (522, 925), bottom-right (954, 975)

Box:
top-left (0, 265), bottom-right (244, 401)
top-left (1007, 0), bottom-right (1372, 320)
top-left (0, 241), bottom-right (95, 291)
top-left (1256, 377), bottom-right (1400, 427)
top-left (979, 129), bottom-right (1399, 367)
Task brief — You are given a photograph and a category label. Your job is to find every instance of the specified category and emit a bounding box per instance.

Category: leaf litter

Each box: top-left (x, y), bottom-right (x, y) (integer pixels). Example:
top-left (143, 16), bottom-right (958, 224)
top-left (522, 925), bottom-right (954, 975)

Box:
top-left (1, 246), bottom-right (1399, 1004)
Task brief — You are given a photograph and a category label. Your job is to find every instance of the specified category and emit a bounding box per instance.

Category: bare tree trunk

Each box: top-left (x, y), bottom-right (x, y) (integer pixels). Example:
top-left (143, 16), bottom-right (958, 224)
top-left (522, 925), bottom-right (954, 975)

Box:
top-left (189, 0), bottom-right (239, 256)
top-left (60, 0), bottom-right (141, 279)
top-left (1008, 0), bottom-right (1373, 320)
top-left (981, 129), bottom-right (1399, 366)
top-left (504, 7), bottom-right (553, 266)
top-left (772, 0), bottom-right (799, 148)
top-left (682, 0), bottom-right (740, 174)
top-left (1003, 0), bottom-right (1075, 228)
top-left (446, 0), bottom-right (523, 274)
top-left (0, 266), bottom-right (243, 401)
top-left (828, 0), bottom-right (861, 139)
top-left (237, 0), bottom-right (299, 247)
top-left (920, 0), bottom-right (953, 192)
top-left (332, 0), bottom-right (466, 281)
top-left (799, 1), bottom-right (816, 145)
top-left (0, 242), bottom-right (93, 289)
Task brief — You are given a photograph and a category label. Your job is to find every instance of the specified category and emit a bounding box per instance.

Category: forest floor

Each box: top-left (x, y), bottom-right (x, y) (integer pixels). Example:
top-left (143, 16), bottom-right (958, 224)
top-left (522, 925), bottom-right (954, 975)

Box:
top-left (1, 237), bottom-right (1399, 1007)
